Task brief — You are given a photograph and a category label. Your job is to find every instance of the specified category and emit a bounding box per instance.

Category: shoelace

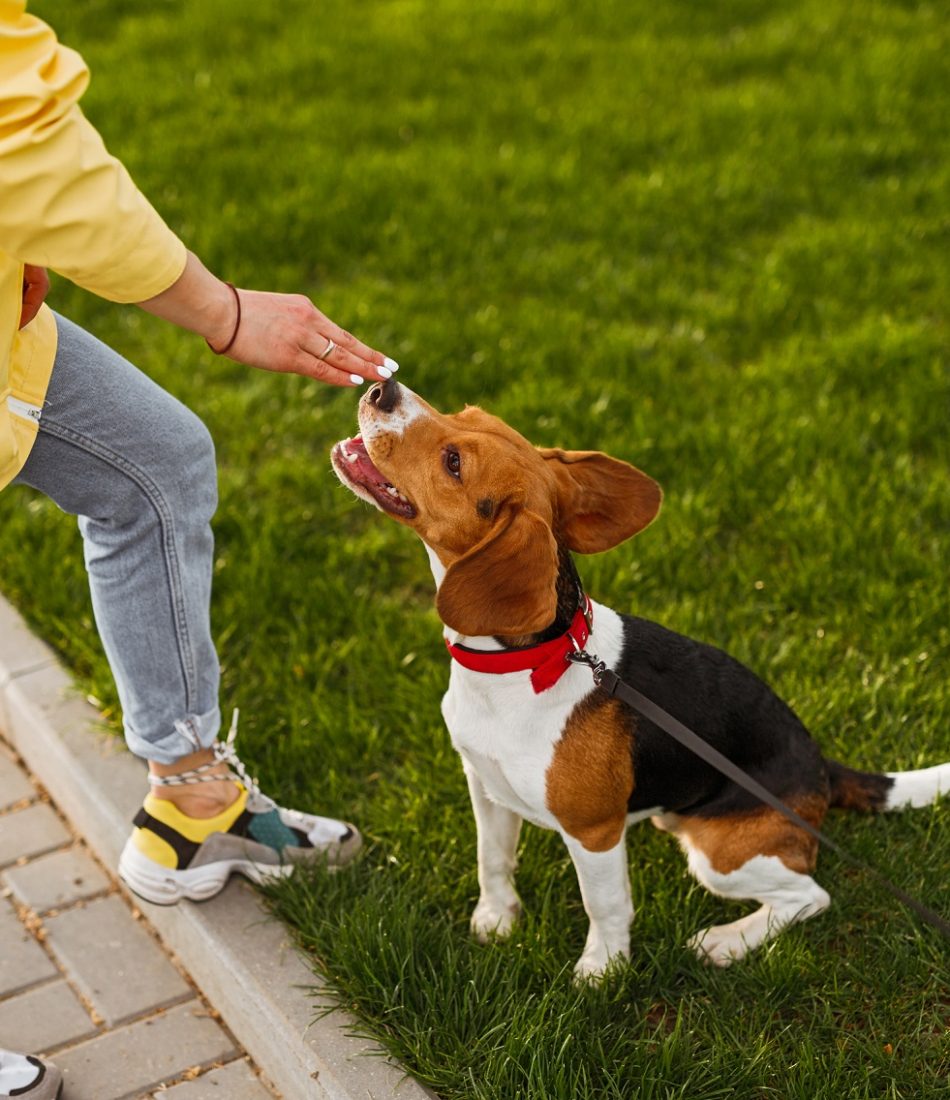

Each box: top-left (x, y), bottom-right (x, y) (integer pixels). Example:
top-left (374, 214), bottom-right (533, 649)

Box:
top-left (148, 710), bottom-right (271, 807)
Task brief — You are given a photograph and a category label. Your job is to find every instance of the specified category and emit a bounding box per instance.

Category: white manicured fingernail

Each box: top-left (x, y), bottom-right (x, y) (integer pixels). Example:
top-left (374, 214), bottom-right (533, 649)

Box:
top-left (378, 365), bottom-right (393, 380)
top-left (350, 374), bottom-right (363, 385)
top-left (384, 357), bottom-right (400, 373)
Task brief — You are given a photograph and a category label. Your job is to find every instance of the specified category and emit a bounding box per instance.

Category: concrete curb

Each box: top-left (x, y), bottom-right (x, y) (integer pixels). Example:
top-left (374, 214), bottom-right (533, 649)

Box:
top-left (0, 595), bottom-right (434, 1100)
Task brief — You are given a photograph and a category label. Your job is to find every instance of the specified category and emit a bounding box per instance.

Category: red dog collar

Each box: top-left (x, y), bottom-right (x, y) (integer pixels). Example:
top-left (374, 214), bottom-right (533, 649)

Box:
top-left (445, 596), bottom-right (593, 694)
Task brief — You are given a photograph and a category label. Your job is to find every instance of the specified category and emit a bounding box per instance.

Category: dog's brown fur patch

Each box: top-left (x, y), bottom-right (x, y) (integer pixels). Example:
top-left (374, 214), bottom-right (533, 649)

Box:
top-left (663, 793), bottom-right (829, 875)
top-left (546, 696), bottom-right (635, 852)
top-left (828, 765), bottom-right (892, 812)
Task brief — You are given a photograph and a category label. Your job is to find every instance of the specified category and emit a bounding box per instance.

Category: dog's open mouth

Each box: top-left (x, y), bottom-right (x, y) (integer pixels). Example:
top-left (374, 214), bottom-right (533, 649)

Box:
top-left (331, 435), bottom-right (416, 519)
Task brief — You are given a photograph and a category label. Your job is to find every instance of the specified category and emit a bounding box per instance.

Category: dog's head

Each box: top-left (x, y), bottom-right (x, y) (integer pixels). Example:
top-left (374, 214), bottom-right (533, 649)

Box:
top-left (331, 380), bottom-right (661, 637)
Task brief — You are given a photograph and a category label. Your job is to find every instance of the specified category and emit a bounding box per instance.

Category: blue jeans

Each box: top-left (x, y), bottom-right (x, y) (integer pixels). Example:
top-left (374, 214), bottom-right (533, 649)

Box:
top-left (13, 314), bottom-right (221, 763)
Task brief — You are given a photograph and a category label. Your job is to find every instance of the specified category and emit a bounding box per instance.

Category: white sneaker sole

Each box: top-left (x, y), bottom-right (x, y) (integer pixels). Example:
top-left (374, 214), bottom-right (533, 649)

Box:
top-left (118, 838), bottom-right (294, 905)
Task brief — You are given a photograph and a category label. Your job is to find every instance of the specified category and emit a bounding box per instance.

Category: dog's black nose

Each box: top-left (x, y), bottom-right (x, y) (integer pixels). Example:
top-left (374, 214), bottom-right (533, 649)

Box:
top-left (368, 377), bottom-right (400, 414)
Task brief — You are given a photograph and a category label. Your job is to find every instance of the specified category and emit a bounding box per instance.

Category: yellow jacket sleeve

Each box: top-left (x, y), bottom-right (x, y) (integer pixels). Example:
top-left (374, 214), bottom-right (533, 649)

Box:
top-left (0, 1), bottom-right (186, 303)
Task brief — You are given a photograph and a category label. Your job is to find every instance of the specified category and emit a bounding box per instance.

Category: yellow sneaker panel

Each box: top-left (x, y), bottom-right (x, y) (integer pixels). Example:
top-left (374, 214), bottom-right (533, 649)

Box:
top-left (131, 825), bottom-right (178, 869)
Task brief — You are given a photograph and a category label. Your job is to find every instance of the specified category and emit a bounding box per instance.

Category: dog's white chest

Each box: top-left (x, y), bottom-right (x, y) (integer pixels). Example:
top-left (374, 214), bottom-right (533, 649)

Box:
top-left (442, 678), bottom-right (566, 828)
top-left (459, 747), bottom-right (547, 825)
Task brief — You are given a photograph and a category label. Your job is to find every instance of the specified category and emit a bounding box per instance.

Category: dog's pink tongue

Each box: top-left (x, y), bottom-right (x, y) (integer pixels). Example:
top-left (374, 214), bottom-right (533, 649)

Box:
top-left (344, 436), bottom-right (388, 485)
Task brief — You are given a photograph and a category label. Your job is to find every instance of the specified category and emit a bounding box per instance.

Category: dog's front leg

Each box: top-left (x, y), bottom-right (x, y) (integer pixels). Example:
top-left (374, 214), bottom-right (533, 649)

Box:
top-left (564, 833), bottom-right (633, 982)
top-left (463, 764), bottom-right (523, 941)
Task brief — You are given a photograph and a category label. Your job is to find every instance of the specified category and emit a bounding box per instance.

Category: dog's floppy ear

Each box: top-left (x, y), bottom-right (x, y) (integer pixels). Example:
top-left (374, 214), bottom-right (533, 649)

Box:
top-left (540, 448), bottom-right (662, 554)
top-left (436, 502), bottom-right (559, 637)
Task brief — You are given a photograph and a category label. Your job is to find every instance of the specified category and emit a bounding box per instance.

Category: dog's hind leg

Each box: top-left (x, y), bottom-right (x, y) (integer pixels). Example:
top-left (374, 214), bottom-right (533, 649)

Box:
top-left (662, 805), bottom-right (831, 967)
top-left (685, 848), bottom-right (830, 966)
top-left (464, 764), bottom-right (524, 942)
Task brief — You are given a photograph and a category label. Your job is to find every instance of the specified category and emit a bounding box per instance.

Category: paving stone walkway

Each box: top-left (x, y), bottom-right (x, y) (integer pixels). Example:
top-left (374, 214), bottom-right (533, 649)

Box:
top-left (0, 736), bottom-right (277, 1100)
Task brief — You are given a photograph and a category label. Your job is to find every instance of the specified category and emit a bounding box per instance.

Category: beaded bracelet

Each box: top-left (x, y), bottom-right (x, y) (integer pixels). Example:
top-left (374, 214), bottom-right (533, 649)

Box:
top-left (206, 282), bottom-right (241, 355)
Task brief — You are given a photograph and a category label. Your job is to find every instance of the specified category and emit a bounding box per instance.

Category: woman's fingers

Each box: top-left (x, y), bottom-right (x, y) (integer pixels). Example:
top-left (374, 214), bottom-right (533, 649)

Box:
top-left (301, 329), bottom-right (396, 384)
top-left (292, 348), bottom-right (369, 388)
top-left (305, 304), bottom-right (399, 382)
top-left (314, 313), bottom-right (394, 372)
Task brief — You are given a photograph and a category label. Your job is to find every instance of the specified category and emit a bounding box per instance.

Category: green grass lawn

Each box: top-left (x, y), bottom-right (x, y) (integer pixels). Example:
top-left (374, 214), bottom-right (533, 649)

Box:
top-left (5, 1), bottom-right (950, 1096)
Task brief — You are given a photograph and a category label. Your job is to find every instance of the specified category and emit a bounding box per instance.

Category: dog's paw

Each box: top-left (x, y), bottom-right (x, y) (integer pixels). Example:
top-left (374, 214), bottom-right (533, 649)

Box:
top-left (572, 946), bottom-right (629, 985)
top-left (687, 925), bottom-right (748, 968)
top-left (470, 897), bottom-right (521, 943)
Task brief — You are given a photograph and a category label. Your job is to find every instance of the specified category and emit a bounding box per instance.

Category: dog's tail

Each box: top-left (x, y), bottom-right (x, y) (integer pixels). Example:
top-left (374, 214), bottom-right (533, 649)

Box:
top-left (827, 759), bottom-right (950, 812)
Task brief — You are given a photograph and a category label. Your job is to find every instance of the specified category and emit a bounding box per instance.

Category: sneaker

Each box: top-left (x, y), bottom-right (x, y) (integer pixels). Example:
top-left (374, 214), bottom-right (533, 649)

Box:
top-left (118, 715), bottom-right (361, 905)
top-left (0, 1052), bottom-right (62, 1099)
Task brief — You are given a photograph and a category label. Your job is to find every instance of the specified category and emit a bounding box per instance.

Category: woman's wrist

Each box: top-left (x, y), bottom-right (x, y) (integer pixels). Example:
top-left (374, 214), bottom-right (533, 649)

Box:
top-left (205, 283), bottom-right (242, 355)
top-left (137, 251), bottom-right (236, 345)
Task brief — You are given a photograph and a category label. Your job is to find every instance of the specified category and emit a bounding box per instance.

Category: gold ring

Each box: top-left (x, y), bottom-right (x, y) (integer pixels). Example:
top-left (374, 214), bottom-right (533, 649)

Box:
top-left (318, 337), bottom-right (337, 361)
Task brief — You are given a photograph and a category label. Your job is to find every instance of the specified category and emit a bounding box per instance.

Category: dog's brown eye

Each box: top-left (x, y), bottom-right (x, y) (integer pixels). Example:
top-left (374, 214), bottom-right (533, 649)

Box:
top-left (443, 447), bottom-right (462, 479)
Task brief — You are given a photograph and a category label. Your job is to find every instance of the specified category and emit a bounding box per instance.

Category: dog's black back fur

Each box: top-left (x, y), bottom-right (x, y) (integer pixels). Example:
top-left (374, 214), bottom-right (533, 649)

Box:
top-left (613, 615), bottom-right (829, 817)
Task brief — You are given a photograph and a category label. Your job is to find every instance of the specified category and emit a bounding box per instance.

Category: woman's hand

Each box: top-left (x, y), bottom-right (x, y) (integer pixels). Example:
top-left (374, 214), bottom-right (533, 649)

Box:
top-left (139, 252), bottom-right (397, 386)
top-left (19, 265), bottom-right (50, 329)
top-left (216, 287), bottom-right (397, 385)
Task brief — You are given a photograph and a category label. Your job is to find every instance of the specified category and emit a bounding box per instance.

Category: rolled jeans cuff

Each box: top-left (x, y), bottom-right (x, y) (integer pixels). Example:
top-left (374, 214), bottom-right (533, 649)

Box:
top-left (123, 704), bottom-right (222, 764)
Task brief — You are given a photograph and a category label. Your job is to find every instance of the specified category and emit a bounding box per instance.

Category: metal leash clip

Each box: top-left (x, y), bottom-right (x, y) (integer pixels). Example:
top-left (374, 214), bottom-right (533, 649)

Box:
top-left (565, 638), bottom-right (608, 686)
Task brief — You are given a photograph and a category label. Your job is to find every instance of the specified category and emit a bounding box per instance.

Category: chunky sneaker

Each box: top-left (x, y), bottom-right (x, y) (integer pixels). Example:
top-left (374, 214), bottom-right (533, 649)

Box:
top-left (118, 715), bottom-right (361, 905)
top-left (0, 1051), bottom-right (62, 1099)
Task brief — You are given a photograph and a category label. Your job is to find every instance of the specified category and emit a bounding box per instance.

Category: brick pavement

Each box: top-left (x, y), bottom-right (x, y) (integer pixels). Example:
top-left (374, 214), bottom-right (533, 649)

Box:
top-left (0, 737), bottom-right (276, 1100)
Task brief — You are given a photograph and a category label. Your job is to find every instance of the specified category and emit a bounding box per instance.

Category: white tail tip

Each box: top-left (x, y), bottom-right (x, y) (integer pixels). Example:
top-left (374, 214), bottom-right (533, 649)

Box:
top-left (884, 763), bottom-right (950, 810)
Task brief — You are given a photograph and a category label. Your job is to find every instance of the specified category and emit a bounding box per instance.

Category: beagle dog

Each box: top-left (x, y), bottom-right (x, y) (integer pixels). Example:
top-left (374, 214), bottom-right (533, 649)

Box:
top-left (332, 380), bottom-right (949, 980)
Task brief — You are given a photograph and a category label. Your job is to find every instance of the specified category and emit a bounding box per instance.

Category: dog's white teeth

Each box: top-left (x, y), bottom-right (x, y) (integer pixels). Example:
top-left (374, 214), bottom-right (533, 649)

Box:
top-left (382, 484), bottom-right (408, 504)
top-left (346, 451), bottom-right (359, 463)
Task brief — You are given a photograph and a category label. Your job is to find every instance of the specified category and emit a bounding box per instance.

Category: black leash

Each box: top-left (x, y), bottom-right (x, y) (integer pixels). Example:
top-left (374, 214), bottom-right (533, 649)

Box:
top-left (566, 647), bottom-right (950, 941)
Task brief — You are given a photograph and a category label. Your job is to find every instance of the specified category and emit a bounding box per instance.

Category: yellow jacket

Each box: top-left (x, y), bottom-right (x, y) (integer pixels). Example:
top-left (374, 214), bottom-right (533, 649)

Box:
top-left (0, 0), bottom-right (186, 488)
